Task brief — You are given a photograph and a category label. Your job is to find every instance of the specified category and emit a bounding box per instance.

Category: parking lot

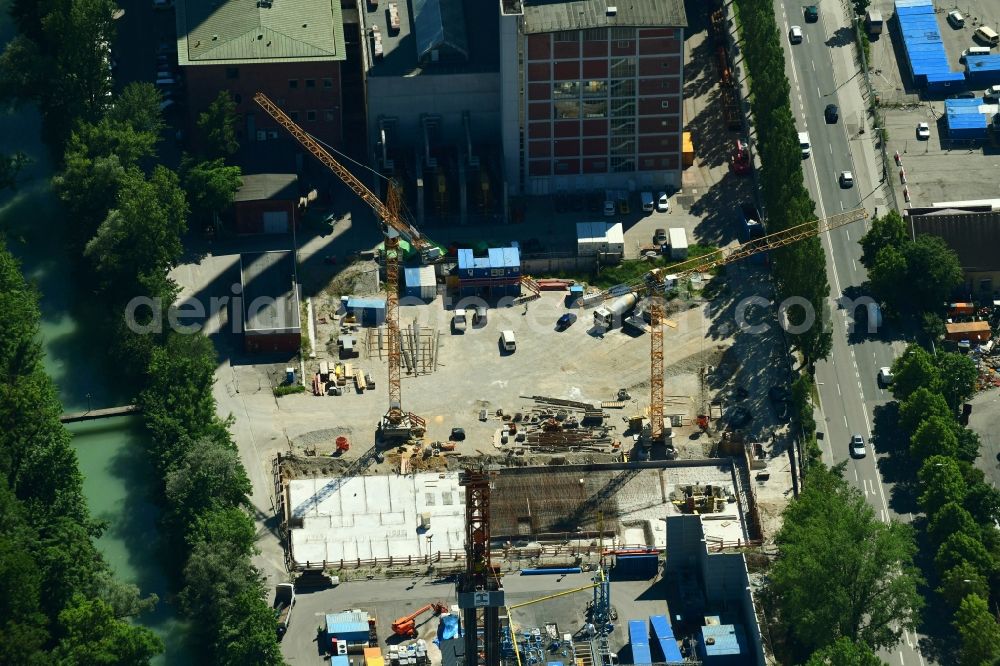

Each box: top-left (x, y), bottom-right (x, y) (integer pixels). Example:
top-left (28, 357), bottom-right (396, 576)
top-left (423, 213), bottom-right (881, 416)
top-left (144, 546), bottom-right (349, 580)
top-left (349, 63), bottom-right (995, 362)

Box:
top-left (867, 0), bottom-right (1000, 207)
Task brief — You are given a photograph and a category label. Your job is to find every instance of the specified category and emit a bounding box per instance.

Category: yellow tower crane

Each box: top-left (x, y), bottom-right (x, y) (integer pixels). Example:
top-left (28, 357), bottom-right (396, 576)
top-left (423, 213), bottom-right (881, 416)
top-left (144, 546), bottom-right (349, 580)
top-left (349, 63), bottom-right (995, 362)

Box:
top-left (585, 207), bottom-right (868, 442)
top-left (254, 92), bottom-right (441, 438)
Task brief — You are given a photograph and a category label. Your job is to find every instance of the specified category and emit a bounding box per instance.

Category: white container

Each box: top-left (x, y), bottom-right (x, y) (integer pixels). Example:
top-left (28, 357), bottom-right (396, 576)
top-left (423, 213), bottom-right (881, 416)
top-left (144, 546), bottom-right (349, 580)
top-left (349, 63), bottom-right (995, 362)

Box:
top-left (668, 228), bottom-right (688, 260)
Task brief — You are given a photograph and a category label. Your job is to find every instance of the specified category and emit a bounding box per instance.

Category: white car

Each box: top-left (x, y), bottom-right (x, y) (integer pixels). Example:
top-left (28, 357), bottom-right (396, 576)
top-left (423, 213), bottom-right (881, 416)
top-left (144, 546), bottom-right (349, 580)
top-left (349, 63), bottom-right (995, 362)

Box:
top-left (878, 367), bottom-right (893, 387)
top-left (947, 10), bottom-right (965, 28)
top-left (985, 84), bottom-right (1000, 102)
top-left (603, 200), bottom-right (616, 217)
top-left (916, 122), bottom-right (930, 139)
top-left (838, 171), bottom-right (854, 188)
top-left (656, 192), bottom-right (669, 213)
top-left (789, 25), bottom-right (803, 44)
top-left (850, 434), bottom-right (867, 458)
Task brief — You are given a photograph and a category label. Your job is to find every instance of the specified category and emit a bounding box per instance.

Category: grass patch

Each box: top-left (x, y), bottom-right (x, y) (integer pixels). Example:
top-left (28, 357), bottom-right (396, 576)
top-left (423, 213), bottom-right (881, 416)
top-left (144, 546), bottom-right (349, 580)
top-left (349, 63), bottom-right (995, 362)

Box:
top-left (273, 383), bottom-right (306, 397)
top-left (591, 244), bottom-right (719, 289)
top-left (855, 20), bottom-right (871, 67)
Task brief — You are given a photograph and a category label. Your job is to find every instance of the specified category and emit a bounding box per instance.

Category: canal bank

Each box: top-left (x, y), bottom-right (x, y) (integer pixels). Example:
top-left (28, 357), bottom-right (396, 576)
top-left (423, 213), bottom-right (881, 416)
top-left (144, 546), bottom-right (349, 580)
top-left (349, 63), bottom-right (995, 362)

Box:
top-left (0, 3), bottom-right (187, 661)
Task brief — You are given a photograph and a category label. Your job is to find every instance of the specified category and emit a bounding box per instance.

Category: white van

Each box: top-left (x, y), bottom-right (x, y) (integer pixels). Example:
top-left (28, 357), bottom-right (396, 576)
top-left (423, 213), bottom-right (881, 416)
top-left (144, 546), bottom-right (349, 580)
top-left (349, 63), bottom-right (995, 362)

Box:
top-left (975, 26), bottom-right (999, 46)
top-left (500, 330), bottom-right (516, 353)
top-left (962, 46), bottom-right (992, 62)
top-left (640, 191), bottom-right (655, 213)
top-left (798, 131), bottom-right (811, 158)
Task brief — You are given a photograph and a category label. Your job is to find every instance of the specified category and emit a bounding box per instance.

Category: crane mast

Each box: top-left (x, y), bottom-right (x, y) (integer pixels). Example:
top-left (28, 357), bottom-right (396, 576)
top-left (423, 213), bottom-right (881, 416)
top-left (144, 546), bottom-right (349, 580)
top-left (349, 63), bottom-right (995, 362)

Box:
top-left (254, 92), bottom-right (428, 436)
top-left (594, 207), bottom-right (868, 444)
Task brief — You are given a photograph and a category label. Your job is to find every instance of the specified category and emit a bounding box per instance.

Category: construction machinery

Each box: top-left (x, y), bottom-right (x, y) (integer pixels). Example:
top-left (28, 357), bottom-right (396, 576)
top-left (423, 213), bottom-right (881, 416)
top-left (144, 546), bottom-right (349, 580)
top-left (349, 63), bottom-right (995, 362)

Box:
top-left (458, 467), bottom-right (503, 666)
top-left (391, 602), bottom-right (448, 638)
top-left (254, 92), bottom-right (441, 441)
top-left (583, 207), bottom-right (868, 444)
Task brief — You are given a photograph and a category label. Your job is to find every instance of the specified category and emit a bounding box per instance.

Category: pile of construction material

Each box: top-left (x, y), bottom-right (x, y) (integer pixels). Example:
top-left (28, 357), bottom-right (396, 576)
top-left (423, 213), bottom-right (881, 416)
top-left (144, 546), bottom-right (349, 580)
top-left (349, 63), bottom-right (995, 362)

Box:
top-left (669, 483), bottom-right (735, 514)
top-left (311, 360), bottom-right (374, 396)
top-left (495, 396), bottom-right (618, 454)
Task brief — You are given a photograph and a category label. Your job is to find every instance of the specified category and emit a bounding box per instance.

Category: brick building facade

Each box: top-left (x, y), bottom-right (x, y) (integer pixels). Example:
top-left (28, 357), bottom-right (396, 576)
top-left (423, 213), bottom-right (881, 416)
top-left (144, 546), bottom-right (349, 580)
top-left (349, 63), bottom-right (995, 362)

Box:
top-left (175, 0), bottom-right (346, 150)
top-left (500, 0), bottom-right (687, 195)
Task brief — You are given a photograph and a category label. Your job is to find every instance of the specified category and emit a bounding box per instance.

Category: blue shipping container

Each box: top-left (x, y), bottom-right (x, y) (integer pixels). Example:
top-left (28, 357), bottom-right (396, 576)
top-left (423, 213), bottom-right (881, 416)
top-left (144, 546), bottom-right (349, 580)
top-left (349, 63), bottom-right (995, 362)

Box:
top-left (613, 554), bottom-right (659, 580)
top-left (697, 623), bottom-right (746, 665)
top-left (649, 615), bottom-right (684, 663)
top-left (628, 619), bottom-right (652, 665)
top-left (966, 54), bottom-right (1000, 87)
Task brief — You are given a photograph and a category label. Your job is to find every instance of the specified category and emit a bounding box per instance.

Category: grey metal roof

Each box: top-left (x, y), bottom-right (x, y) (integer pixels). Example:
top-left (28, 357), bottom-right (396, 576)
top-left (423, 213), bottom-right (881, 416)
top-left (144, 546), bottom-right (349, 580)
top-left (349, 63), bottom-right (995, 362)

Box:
top-left (176, 0), bottom-right (346, 66)
top-left (412, 0), bottom-right (469, 61)
top-left (240, 251), bottom-right (301, 333)
top-left (234, 174), bottom-right (299, 202)
top-left (522, 0), bottom-right (687, 34)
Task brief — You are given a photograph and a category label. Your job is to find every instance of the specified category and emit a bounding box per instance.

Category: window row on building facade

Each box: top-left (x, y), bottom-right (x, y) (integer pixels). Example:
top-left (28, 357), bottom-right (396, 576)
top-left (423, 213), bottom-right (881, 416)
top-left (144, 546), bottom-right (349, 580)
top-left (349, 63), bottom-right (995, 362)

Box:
top-left (528, 154), bottom-right (678, 176)
top-left (526, 56), bottom-right (681, 81)
top-left (527, 27), bottom-right (680, 60)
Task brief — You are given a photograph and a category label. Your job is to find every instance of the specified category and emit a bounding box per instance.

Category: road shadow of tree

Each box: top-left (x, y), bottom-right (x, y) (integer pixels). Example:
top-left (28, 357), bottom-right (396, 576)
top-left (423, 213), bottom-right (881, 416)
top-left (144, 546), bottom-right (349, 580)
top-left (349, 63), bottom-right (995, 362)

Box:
top-left (910, 515), bottom-right (963, 665)
top-left (825, 26), bottom-right (856, 49)
top-left (872, 401), bottom-right (921, 515)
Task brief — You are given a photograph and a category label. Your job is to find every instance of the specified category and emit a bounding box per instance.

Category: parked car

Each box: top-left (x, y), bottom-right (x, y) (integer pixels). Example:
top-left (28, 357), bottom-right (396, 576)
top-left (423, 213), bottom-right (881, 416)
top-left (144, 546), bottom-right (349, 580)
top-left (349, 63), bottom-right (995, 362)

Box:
top-left (450, 427), bottom-right (466, 441)
top-left (603, 200), bottom-right (616, 217)
top-left (617, 197), bottom-right (630, 215)
top-left (850, 434), bottom-right (867, 458)
top-left (947, 10), bottom-right (965, 28)
top-left (654, 228), bottom-right (667, 245)
top-left (789, 25), bottom-right (803, 43)
top-left (984, 84), bottom-right (1000, 102)
top-left (916, 122), bottom-right (930, 139)
top-left (949, 89), bottom-right (976, 98)
top-left (804, 5), bottom-right (818, 22)
top-left (838, 171), bottom-right (854, 188)
top-left (656, 192), bottom-right (669, 212)
top-left (556, 313), bottom-right (578, 331)
top-left (768, 386), bottom-right (792, 423)
top-left (824, 104), bottom-right (839, 122)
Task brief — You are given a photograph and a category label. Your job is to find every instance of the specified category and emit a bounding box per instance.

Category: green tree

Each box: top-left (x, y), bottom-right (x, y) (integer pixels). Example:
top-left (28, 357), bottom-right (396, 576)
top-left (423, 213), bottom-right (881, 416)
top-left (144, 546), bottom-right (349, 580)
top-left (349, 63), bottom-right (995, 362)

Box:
top-left (921, 312), bottom-right (946, 343)
top-left (165, 438), bottom-right (252, 532)
top-left (139, 333), bottom-right (224, 474)
top-left (918, 456), bottom-right (967, 515)
top-left (966, 480), bottom-right (1000, 526)
top-left (927, 502), bottom-right (979, 545)
top-left (84, 166), bottom-right (188, 301)
top-left (0, 480), bottom-right (49, 665)
top-left (805, 637), bottom-right (882, 666)
top-left (936, 530), bottom-right (994, 577)
top-left (868, 244), bottom-right (908, 308)
top-left (890, 344), bottom-right (940, 402)
top-left (898, 387), bottom-right (953, 435)
top-left (852, 0), bottom-right (872, 17)
top-left (182, 158), bottom-right (242, 227)
top-left (770, 465), bottom-right (922, 655)
top-left (955, 427), bottom-right (981, 463)
top-left (197, 91), bottom-right (239, 159)
top-left (904, 236), bottom-right (963, 312)
top-left (954, 594), bottom-right (1000, 666)
top-left (792, 372), bottom-right (817, 437)
top-left (216, 587), bottom-right (285, 666)
top-left (936, 352), bottom-right (978, 413)
top-left (938, 563), bottom-right (989, 609)
top-left (910, 415), bottom-right (959, 462)
top-left (188, 507), bottom-right (258, 558)
top-left (860, 210), bottom-right (906, 270)
top-left (108, 82), bottom-right (165, 138)
top-left (51, 595), bottom-right (163, 665)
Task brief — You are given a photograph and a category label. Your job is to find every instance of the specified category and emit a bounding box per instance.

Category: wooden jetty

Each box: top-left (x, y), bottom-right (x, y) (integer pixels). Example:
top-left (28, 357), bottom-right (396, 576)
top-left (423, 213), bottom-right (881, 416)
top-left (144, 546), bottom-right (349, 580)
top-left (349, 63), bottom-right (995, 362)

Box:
top-left (60, 405), bottom-right (140, 423)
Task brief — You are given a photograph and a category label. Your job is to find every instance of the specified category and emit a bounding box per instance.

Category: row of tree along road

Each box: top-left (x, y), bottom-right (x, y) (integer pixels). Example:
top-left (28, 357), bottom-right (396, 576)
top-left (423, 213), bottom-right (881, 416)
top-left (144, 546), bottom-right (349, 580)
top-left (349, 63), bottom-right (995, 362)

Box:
top-left (731, 0), bottom-right (932, 663)
top-left (1, 0), bottom-right (280, 662)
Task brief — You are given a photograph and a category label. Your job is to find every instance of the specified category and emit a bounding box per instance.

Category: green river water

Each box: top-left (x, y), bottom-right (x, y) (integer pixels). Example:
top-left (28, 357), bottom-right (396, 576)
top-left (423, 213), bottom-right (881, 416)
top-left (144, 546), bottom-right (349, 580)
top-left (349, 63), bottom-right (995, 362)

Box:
top-left (0, 4), bottom-right (188, 661)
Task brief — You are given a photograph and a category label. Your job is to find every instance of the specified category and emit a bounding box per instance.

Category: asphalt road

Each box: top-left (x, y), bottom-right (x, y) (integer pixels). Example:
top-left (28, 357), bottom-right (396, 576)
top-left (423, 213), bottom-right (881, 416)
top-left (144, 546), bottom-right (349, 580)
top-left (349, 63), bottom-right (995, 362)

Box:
top-left (774, 2), bottom-right (927, 665)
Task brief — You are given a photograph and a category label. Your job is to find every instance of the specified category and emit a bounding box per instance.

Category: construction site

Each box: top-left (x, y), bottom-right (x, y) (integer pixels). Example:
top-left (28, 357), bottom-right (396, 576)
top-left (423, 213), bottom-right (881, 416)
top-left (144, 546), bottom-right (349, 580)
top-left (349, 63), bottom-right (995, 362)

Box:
top-left (216, 91), bottom-right (879, 666)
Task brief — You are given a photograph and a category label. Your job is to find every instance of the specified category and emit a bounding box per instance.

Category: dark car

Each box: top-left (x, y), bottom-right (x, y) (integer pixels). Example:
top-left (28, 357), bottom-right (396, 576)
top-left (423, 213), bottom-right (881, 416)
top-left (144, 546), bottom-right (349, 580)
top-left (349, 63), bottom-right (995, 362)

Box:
top-left (824, 104), bottom-right (839, 123)
top-left (948, 91), bottom-right (976, 99)
top-left (556, 313), bottom-right (578, 330)
top-left (804, 5), bottom-right (818, 22)
top-left (654, 228), bottom-right (668, 245)
top-left (450, 427), bottom-right (466, 441)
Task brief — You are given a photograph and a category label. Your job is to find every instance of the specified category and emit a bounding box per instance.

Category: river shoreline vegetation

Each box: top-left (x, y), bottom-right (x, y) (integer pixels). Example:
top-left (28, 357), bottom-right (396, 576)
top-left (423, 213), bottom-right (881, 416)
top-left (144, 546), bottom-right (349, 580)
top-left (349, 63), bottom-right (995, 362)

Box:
top-left (1, 0), bottom-right (279, 663)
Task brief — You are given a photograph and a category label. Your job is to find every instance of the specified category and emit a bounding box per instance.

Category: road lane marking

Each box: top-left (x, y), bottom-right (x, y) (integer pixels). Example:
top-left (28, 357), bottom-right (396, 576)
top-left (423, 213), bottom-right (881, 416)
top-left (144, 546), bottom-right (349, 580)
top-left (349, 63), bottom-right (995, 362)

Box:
top-left (837, 384), bottom-right (841, 396)
top-left (829, 143), bottom-right (833, 154)
top-left (852, 258), bottom-right (858, 271)
top-left (845, 228), bottom-right (851, 240)
top-left (844, 415), bottom-right (849, 427)
top-left (854, 468), bottom-right (859, 482)
top-left (899, 651), bottom-right (905, 665)
top-left (812, 60), bottom-right (816, 71)
top-left (841, 201), bottom-right (845, 211)
top-left (818, 86), bottom-right (822, 98)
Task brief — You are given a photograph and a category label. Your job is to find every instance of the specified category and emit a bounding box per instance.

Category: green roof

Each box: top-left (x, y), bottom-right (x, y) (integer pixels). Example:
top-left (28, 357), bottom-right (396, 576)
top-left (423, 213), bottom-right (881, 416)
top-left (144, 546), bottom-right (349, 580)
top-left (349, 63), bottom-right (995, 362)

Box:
top-left (176, 0), bottom-right (346, 66)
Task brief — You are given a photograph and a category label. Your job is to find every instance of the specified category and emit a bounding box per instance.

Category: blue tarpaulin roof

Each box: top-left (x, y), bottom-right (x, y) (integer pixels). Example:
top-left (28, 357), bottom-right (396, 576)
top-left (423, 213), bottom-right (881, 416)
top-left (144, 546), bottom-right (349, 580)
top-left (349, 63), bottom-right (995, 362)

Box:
top-left (346, 297), bottom-right (387, 310)
top-left (966, 54), bottom-right (1000, 73)
top-left (458, 247), bottom-right (521, 270)
top-left (895, 0), bottom-right (961, 86)
top-left (699, 624), bottom-right (746, 657)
